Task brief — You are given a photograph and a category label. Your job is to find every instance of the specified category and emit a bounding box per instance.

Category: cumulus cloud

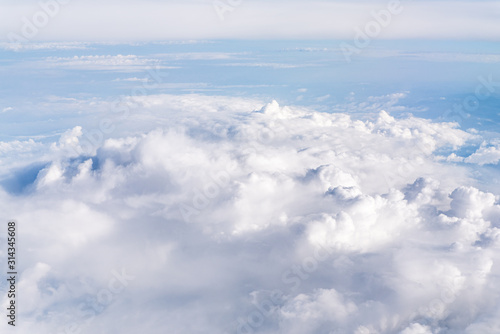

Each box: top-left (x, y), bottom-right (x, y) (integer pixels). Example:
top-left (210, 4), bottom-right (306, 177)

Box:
top-left (0, 96), bottom-right (499, 333)
top-left (464, 140), bottom-right (500, 165)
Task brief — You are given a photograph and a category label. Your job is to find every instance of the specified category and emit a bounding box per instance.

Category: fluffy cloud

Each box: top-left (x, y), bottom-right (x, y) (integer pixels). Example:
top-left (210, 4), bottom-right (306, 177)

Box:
top-left (464, 140), bottom-right (500, 166)
top-left (0, 96), bottom-right (499, 333)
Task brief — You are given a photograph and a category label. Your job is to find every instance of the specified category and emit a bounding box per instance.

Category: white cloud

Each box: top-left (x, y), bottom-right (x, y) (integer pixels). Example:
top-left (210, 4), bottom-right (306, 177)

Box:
top-left (402, 52), bottom-right (500, 64)
top-left (279, 289), bottom-right (357, 333)
top-left (465, 141), bottom-right (500, 165)
top-left (0, 1), bottom-right (499, 41)
top-left (0, 96), bottom-right (499, 333)
top-left (113, 77), bottom-right (149, 83)
top-left (224, 62), bottom-right (308, 69)
top-left (331, 92), bottom-right (412, 116)
top-left (156, 52), bottom-right (244, 60)
top-left (315, 94), bottom-right (331, 102)
top-left (43, 55), bottom-right (167, 71)
top-left (400, 323), bottom-right (433, 334)
top-left (0, 41), bottom-right (90, 51)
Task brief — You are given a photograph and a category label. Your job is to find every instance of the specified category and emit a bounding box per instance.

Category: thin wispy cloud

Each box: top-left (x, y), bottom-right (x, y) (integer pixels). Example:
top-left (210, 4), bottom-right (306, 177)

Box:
top-left (1, 1), bottom-right (499, 41)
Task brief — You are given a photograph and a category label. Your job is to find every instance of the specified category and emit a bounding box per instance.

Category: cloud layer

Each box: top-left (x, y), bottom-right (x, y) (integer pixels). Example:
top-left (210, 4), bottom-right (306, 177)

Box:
top-left (1, 1), bottom-right (499, 41)
top-left (0, 95), bottom-right (499, 333)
